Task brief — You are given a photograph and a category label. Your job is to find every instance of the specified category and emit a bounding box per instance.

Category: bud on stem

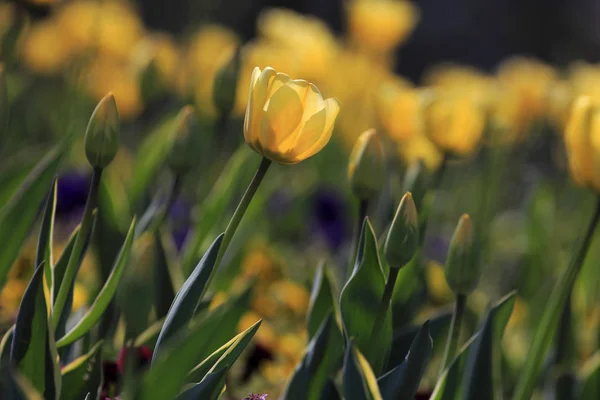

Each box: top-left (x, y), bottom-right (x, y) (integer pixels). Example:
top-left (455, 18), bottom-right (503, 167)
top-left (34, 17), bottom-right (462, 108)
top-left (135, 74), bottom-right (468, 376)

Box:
top-left (348, 129), bottom-right (385, 200)
top-left (84, 93), bottom-right (120, 169)
top-left (444, 214), bottom-right (479, 295)
top-left (384, 192), bottom-right (419, 268)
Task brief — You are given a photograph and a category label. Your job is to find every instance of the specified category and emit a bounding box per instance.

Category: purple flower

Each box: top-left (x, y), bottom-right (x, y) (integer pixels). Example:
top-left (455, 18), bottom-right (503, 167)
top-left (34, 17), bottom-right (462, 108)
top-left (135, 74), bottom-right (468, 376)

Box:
top-left (168, 198), bottom-right (191, 251)
top-left (56, 171), bottom-right (91, 218)
top-left (311, 187), bottom-right (349, 251)
top-left (243, 394), bottom-right (268, 400)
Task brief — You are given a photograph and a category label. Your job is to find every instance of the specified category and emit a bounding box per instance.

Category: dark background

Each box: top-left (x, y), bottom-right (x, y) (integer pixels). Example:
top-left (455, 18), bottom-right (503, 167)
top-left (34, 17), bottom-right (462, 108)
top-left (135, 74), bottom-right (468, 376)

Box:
top-left (140, 0), bottom-right (600, 82)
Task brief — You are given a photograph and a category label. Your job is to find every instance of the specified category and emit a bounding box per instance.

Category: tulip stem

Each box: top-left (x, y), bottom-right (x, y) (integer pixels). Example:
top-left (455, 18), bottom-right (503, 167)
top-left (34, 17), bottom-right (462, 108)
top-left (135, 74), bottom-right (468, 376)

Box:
top-left (369, 267), bottom-right (400, 343)
top-left (215, 157), bottom-right (271, 269)
top-left (52, 167), bottom-right (103, 329)
top-left (439, 293), bottom-right (467, 375)
top-left (350, 199), bottom-right (369, 272)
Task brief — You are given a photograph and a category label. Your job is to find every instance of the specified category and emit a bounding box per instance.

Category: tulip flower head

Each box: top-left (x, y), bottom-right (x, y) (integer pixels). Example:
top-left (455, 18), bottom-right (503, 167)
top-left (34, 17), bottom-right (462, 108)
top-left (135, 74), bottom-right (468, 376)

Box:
top-left (244, 67), bottom-right (340, 164)
top-left (564, 96), bottom-right (600, 192)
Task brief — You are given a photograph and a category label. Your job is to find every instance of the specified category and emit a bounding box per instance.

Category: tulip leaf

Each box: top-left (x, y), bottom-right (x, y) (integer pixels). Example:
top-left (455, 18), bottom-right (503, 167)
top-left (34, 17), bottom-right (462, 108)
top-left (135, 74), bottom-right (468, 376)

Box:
top-left (378, 321), bottom-right (433, 400)
top-left (36, 179), bottom-right (57, 291)
top-left (343, 342), bottom-right (384, 400)
top-left (579, 351), bottom-right (600, 399)
top-left (129, 113), bottom-right (177, 205)
top-left (282, 314), bottom-right (344, 400)
top-left (430, 292), bottom-right (515, 400)
top-left (0, 147), bottom-right (63, 289)
top-left (0, 157), bottom-right (36, 209)
top-left (10, 264), bottom-right (61, 399)
top-left (462, 291), bottom-right (516, 400)
top-left (320, 378), bottom-right (341, 400)
top-left (60, 341), bottom-right (103, 400)
top-left (306, 262), bottom-right (337, 339)
top-left (152, 233), bottom-right (224, 362)
top-left (176, 367), bottom-right (228, 400)
top-left (140, 315), bottom-right (259, 400)
top-left (0, 365), bottom-right (44, 400)
top-left (512, 225), bottom-right (594, 400)
top-left (0, 325), bottom-right (14, 363)
top-left (387, 310), bottom-right (452, 371)
top-left (57, 217), bottom-right (136, 347)
top-left (340, 219), bottom-right (392, 374)
top-left (181, 146), bottom-right (251, 274)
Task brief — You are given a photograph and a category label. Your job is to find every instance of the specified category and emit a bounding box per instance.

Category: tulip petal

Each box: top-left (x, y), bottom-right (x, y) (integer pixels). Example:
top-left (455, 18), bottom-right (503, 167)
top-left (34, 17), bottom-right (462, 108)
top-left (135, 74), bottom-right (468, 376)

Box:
top-left (244, 67), bottom-right (262, 149)
top-left (267, 72), bottom-right (292, 98)
top-left (295, 98), bottom-right (340, 161)
top-left (261, 84), bottom-right (304, 155)
top-left (292, 107), bottom-right (326, 156)
top-left (249, 67), bottom-right (277, 151)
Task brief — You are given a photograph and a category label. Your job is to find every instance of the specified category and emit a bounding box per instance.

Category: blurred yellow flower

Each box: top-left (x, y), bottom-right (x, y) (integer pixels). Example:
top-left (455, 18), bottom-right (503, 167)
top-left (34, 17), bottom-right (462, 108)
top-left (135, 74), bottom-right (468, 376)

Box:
top-left (497, 57), bottom-right (556, 120)
top-left (21, 21), bottom-right (71, 74)
top-left (243, 67), bottom-right (340, 164)
top-left (270, 280), bottom-right (310, 316)
top-left (546, 80), bottom-right (573, 132)
top-left (258, 8), bottom-right (338, 81)
top-left (348, 0), bottom-right (419, 54)
top-left (425, 92), bottom-right (486, 156)
top-left (277, 332), bottom-right (307, 362)
top-left (57, 0), bottom-right (144, 60)
top-left (209, 291), bottom-right (228, 311)
top-left (564, 96), bottom-right (600, 191)
top-left (71, 282), bottom-right (88, 312)
top-left (0, 279), bottom-right (26, 315)
top-left (377, 78), bottom-right (423, 142)
top-left (424, 64), bottom-right (494, 107)
top-left (425, 261), bottom-right (453, 304)
top-left (239, 311), bottom-right (276, 349)
top-left (252, 292), bottom-right (278, 317)
top-left (84, 59), bottom-right (142, 119)
top-left (397, 131), bottom-right (443, 170)
top-left (132, 33), bottom-right (180, 86)
top-left (241, 244), bottom-right (280, 282)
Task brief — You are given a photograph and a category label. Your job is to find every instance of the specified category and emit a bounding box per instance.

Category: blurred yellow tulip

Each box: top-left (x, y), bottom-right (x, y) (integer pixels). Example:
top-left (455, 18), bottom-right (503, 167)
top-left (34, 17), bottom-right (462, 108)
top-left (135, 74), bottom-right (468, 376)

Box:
top-left (377, 78), bottom-right (423, 142)
top-left (132, 33), bottom-right (180, 87)
top-left (243, 67), bottom-right (340, 164)
top-left (564, 96), bottom-right (600, 191)
top-left (21, 21), bottom-right (71, 74)
top-left (425, 92), bottom-right (486, 156)
top-left (348, 0), bottom-right (419, 54)
top-left (397, 132), bottom-right (443, 170)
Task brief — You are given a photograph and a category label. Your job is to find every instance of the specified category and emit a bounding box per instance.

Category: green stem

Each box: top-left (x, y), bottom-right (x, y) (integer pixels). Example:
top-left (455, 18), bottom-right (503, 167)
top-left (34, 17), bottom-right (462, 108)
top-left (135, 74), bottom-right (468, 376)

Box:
top-left (52, 167), bottom-right (103, 329)
top-left (350, 199), bottom-right (369, 271)
top-left (439, 293), bottom-right (467, 375)
top-left (214, 157), bottom-right (271, 268)
top-left (370, 267), bottom-right (400, 342)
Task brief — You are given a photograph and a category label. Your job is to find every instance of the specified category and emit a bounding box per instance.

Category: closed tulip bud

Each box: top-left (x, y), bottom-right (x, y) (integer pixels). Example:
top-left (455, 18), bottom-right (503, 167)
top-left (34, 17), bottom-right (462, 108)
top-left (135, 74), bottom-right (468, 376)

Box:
top-left (244, 66), bottom-right (340, 164)
top-left (85, 93), bottom-right (120, 169)
top-left (384, 192), bottom-right (419, 268)
top-left (444, 214), bottom-right (479, 295)
top-left (401, 160), bottom-right (428, 209)
top-left (348, 129), bottom-right (385, 199)
top-left (213, 48), bottom-right (241, 117)
top-left (167, 105), bottom-right (200, 175)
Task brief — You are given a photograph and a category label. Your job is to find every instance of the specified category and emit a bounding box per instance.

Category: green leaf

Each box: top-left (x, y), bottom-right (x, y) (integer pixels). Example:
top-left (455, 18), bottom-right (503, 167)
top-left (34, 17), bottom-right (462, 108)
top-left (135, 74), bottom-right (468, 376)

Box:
top-left (133, 318), bottom-right (165, 348)
top-left (0, 325), bottom-right (14, 363)
top-left (378, 321), bottom-right (432, 400)
top-left (343, 342), bottom-right (383, 400)
top-left (282, 314), bottom-right (344, 400)
top-left (36, 179), bottom-right (57, 291)
top-left (140, 317), bottom-right (260, 400)
top-left (340, 219), bottom-right (392, 374)
top-left (430, 292), bottom-right (515, 400)
top-left (0, 365), bottom-right (44, 400)
top-left (462, 291), bottom-right (516, 400)
top-left (10, 264), bottom-right (61, 399)
top-left (176, 367), bottom-right (228, 400)
top-left (579, 352), bottom-right (600, 399)
top-left (60, 341), bottom-right (103, 400)
top-left (0, 147), bottom-right (63, 289)
top-left (0, 157), bottom-right (36, 209)
top-left (57, 217), bottom-right (137, 347)
top-left (387, 310), bottom-right (452, 370)
top-left (152, 234), bottom-right (224, 362)
top-left (181, 146), bottom-right (252, 274)
top-left (320, 378), bottom-right (341, 400)
top-left (129, 113), bottom-right (178, 205)
top-left (306, 262), bottom-right (337, 339)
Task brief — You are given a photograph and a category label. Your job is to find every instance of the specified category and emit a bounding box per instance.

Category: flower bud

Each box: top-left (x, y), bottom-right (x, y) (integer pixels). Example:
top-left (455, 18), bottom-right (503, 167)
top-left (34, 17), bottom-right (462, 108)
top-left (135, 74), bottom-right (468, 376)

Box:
top-left (444, 214), bottom-right (479, 295)
top-left (384, 192), bottom-right (419, 268)
top-left (401, 160), bottom-right (428, 209)
top-left (213, 48), bottom-right (241, 117)
top-left (167, 105), bottom-right (200, 175)
top-left (348, 129), bottom-right (385, 200)
top-left (84, 93), bottom-right (120, 169)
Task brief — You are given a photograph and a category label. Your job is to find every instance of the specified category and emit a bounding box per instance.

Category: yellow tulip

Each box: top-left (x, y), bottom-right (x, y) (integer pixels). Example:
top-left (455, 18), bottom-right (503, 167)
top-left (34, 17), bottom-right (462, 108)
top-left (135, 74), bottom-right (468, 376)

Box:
top-left (21, 21), bottom-right (72, 74)
top-left (425, 92), bottom-right (486, 156)
top-left (397, 132), bottom-right (443, 171)
top-left (348, 0), bottom-right (419, 54)
top-left (243, 67), bottom-right (340, 164)
top-left (377, 78), bottom-right (423, 142)
top-left (564, 96), bottom-right (600, 191)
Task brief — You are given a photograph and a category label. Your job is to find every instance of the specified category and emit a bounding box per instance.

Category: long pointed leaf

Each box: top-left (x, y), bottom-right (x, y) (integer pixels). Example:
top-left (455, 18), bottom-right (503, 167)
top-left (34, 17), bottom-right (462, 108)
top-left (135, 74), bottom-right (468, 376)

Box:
top-left (306, 262), bottom-right (336, 339)
top-left (176, 367), bottom-right (228, 400)
top-left (152, 233), bottom-right (224, 362)
top-left (36, 180), bottom-right (57, 291)
top-left (57, 218), bottom-right (137, 347)
top-left (60, 341), bottom-right (103, 400)
top-left (343, 342), bottom-right (384, 400)
top-left (0, 147), bottom-right (63, 288)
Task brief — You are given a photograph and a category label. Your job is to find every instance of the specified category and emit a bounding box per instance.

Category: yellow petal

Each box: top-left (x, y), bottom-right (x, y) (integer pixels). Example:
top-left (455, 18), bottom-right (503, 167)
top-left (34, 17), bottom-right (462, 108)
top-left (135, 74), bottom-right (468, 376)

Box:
top-left (294, 98), bottom-right (339, 161)
top-left (292, 107), bottom-right (326, 155)
top-left (244, 66), bottom-right (262, 149)
top-left (261, 84), bottom-right (304, 155)
top-left (248, 67), bottom-right (277, 150)
top-left (267, 72), bottom-right (292, 98)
